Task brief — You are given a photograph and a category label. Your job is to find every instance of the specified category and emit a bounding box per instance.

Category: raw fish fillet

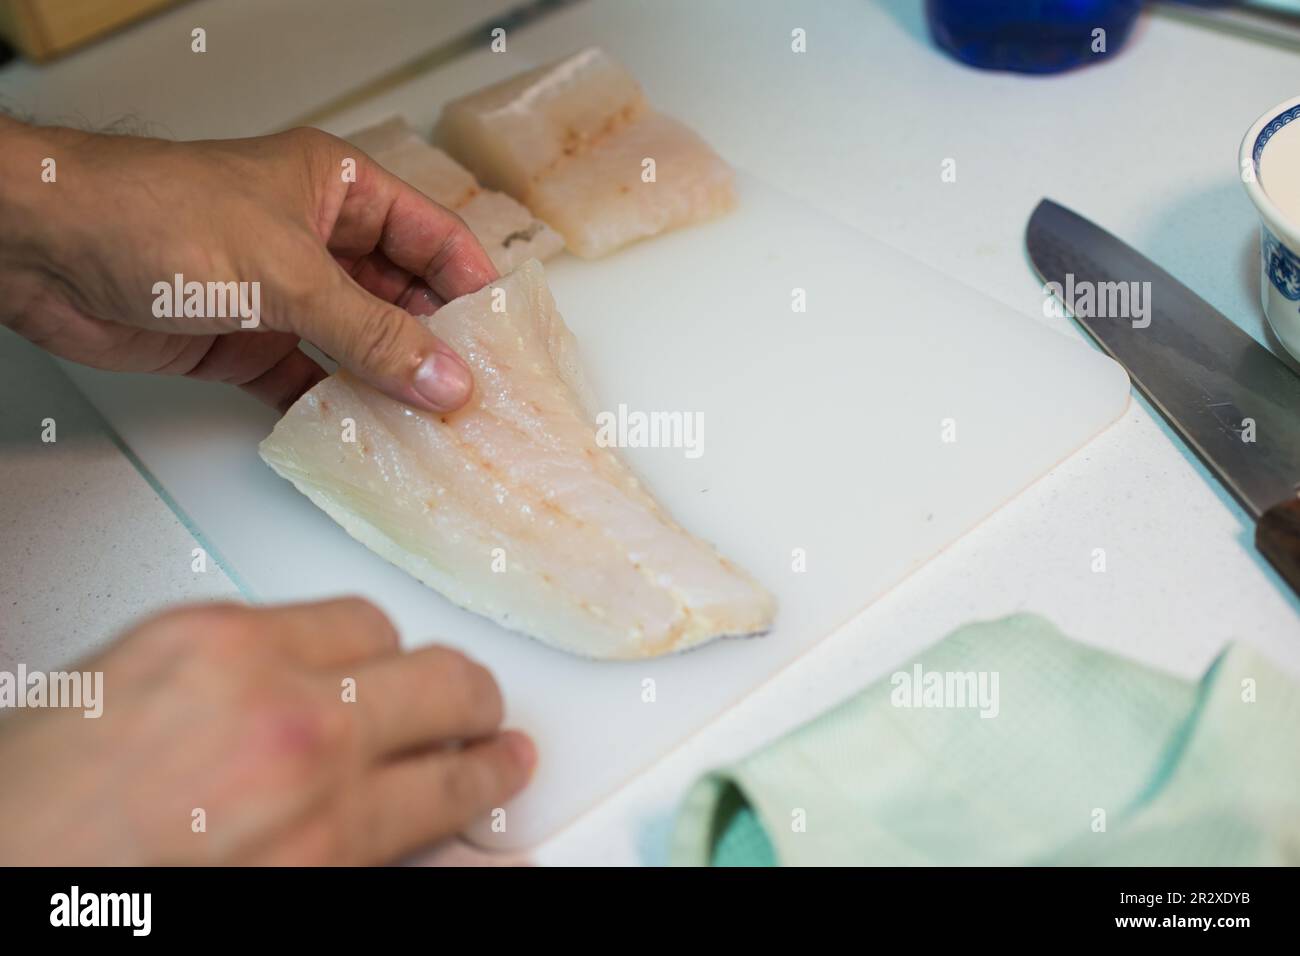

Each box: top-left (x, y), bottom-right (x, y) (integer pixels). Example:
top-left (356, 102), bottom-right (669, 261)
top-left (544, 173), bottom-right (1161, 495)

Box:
top-left (347, 117), bottom-right (564, 274)
top-left (259, 260), bottom-right (774, 660)
top-left (434, 48), bottom-right (736, 259)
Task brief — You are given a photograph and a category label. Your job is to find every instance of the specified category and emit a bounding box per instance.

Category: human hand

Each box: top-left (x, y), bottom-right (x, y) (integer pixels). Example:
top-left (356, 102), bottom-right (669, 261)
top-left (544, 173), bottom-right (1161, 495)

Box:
top-left (0, 117), bottom-right (496, 412)
top-left (0, 598), bottom-right (534, 865)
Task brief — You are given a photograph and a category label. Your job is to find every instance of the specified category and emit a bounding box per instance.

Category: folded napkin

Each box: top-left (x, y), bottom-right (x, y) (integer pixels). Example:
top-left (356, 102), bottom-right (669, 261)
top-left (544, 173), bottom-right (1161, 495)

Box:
top-left (670, 614), bottom-right (1300, 866)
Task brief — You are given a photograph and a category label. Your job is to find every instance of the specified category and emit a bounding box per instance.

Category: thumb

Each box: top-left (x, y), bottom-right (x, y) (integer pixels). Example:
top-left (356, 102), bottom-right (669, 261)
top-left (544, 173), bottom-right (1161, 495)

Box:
top-left (292, 260), bottom-right (473, 413)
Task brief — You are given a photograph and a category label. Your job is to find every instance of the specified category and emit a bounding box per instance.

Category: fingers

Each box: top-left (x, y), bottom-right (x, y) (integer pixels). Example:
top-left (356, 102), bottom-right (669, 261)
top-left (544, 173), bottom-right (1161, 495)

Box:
top-left (376, 185), bottom-right (499, 302)
top-left (259, 597), bottom-right (400, 667)
top-left (268, 131), bottom-right (494, 414)
top-left (398, 282), bottom-right (444, 317)
top-left (237, 347), bottom-right (328, 412)
top-left (360, 732), bottom-right (535, 862)
top-left (169, 329), bottom-right (326, 412)
top-left (327, 148), bottom-right (499, 302)
top-left (135, 594), bottom-right (531, 865)
top-left (342, 249), bottom-right (418, 306)
top-left (343, 250), bottom-right (443, 317)
top-left (349, 646), bottom-right (504, 759)
top-left (292, 253), bottom-right (474, 413)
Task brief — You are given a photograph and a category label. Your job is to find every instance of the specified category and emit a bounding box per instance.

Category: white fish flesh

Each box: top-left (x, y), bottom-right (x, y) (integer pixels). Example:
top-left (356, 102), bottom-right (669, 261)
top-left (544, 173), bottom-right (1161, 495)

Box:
top-left (259, 260), bottom-right (775, 660)
top-left (347, 117), bottom-right (563, 274)
top-left (434, 48), bottom-right (736, 259)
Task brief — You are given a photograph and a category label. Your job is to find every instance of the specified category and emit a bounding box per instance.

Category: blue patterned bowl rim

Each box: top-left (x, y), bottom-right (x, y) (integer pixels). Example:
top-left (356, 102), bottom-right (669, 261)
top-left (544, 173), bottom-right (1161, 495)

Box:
top-left (1252, 103), bottom-right (1300, 171)
top-left (1241, 94), bottom-right (1300, 245)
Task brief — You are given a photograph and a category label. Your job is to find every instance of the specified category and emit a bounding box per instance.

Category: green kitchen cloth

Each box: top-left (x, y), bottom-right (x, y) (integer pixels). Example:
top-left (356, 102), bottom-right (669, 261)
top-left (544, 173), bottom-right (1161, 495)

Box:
top-left (669, 614), bottom-right (1300, 866)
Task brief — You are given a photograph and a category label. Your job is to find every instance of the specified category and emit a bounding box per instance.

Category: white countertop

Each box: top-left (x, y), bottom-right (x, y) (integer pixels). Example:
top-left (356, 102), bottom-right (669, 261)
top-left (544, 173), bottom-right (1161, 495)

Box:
top-left (1, 0), bottom-right (1298, 867)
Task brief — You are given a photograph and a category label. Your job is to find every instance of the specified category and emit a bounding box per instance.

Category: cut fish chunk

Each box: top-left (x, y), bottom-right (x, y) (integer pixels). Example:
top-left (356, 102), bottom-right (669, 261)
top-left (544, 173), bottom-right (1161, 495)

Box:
top-left (347, 117), bottom-right (564, 274)
top-left (259, 260), bottom-right (774, 660)
top-left (434, 48), bottom-right (736, 259)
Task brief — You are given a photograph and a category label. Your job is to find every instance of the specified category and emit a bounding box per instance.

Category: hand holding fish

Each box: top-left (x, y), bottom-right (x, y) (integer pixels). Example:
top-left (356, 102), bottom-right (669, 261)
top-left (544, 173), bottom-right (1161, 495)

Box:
top-left (0, 50), bottom-right (766, 864)
top-left (0, 116), bottom-right (496, 413)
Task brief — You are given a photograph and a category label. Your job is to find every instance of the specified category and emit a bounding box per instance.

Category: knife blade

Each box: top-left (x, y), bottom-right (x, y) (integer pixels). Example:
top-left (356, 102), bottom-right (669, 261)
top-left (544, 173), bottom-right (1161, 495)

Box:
top-left (1026, 198), bottom-right (1300, 598)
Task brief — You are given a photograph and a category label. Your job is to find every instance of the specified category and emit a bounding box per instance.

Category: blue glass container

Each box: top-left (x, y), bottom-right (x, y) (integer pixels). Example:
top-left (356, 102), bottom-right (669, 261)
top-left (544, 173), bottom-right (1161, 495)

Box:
top-left (925, 0), bottom-right (1144, 74)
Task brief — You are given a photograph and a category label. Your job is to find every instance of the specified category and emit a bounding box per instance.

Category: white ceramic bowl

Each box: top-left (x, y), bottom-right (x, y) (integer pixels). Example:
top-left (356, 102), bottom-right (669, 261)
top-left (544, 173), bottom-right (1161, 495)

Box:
top-left (1241, 94), bottom-right (1300, 361)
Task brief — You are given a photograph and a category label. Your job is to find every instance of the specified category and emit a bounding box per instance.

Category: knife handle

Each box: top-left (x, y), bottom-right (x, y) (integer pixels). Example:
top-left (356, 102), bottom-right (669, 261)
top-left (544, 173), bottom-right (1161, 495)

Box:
top-left (1256, 498), bottom-right (1300, 599)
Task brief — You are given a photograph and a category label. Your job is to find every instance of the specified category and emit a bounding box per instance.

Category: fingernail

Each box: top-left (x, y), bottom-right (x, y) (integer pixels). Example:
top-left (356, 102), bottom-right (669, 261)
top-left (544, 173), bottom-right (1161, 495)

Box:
top-left (413, 351), bottom-right (472, 410)
top-left (504, 731), bottom-right (536, 773)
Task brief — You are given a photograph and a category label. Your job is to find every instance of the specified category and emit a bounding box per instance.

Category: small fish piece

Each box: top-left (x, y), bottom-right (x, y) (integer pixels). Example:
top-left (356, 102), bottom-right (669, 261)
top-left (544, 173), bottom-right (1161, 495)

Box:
top-left (434, 48), bottom-right (737, 259)
top-left (259, 260), bottom-right (775, 660)
top-left (347, 116), bottom-right (564, 274)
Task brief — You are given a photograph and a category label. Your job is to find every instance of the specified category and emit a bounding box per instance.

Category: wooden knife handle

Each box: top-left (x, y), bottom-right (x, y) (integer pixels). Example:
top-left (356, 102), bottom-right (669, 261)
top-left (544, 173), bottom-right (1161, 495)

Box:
top-left (1256, 498), bottom-right (1300, 599)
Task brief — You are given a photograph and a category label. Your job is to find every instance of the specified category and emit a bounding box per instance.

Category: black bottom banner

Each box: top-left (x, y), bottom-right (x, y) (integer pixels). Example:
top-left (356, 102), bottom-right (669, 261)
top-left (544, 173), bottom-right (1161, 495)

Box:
top-left (0, 865), bottom-right (1285, 942)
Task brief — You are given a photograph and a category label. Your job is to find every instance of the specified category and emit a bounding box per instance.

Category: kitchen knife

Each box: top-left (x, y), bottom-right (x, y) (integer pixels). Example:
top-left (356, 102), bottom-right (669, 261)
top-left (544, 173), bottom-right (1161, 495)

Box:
top-left (1026, 198), bottom-right (1300, 598)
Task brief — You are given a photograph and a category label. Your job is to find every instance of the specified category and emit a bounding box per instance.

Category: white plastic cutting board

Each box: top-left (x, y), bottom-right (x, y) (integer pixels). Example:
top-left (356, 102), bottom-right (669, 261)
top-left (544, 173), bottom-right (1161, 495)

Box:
top-left (62, 177), bottom-right (1128, 849)
top-left (60, 54), bottom-right (1129, 850)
